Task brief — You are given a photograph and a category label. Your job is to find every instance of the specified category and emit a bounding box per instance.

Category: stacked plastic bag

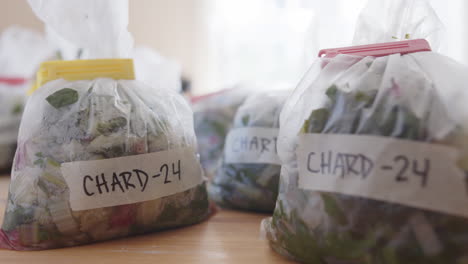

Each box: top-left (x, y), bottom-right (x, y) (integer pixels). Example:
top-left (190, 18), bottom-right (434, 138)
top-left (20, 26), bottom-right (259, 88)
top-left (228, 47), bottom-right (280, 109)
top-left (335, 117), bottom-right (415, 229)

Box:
top-left (0, 0), bottom-right (210, 250)
top-left (209, 90), bottom-right (288, 212)
top-left (0, 26), bottom-right (55, 171)
top-left (262, 0), bottom-right (468, 263)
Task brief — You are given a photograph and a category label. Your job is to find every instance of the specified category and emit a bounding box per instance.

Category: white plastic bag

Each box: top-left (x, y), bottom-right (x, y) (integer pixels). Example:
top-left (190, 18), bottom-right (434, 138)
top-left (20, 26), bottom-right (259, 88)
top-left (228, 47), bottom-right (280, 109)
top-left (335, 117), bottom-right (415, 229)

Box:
top-left (28, 0), bottom-right (133, 59)
top-left (353, 0), bottom-right (444, 50)
top-left (0, 0), bottom-right (210, 250)
top-left (132, 46), bottom-right (182, 92)
top-left (263, 0), bottom-right (468, 263)
top-left (45, 26), bottom-right (82, 60)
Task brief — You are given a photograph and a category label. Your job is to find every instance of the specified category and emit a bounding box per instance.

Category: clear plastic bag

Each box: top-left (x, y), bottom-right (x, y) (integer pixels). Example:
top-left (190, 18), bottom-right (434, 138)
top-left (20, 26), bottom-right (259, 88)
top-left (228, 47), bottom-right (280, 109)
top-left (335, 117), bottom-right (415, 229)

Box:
top-left (208, 90), bottom-right (289, 212)
top-left (0, 0), bottom-right (210, 250)
top-left (353, 0), bottom-right (444, 50)
top-left (28, 0), bottom-right (133, 59)
top-left (262, 0), bottom-right (468, 263)
top-left (1, 79), bottom-right (210, 250)
top-left (192, 87), bottom-right (248, 179)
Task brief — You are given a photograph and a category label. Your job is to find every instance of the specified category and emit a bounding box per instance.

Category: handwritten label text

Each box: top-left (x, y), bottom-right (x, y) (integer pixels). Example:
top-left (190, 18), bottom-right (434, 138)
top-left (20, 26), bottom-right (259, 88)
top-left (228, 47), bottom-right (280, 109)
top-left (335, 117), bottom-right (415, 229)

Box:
top-left (296, 134), bottom-right (468, 218)
top-left (224, 127), bottom-right (281, 165)
top-left (61, 148), bottom-right (203, 211)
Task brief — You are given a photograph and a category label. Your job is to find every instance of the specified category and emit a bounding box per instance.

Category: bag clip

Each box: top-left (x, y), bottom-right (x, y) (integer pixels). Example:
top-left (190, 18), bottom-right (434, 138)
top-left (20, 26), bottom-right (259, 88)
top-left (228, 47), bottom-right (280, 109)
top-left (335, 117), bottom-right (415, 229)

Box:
top-left (318, 39), bottom-right (431, 58)
top-left (0, 77), bottom-right (27, 86)
top-left (29, 59), bottom-right (135, 94)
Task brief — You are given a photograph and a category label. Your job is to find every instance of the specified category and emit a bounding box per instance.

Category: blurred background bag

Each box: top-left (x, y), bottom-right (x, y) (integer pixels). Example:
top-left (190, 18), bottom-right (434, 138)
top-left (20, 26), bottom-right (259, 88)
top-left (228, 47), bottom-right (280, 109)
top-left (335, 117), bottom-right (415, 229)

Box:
top-left (0, 26), bottom-right (55, 171)
top-left (209, 89), bottom-right (289, 212)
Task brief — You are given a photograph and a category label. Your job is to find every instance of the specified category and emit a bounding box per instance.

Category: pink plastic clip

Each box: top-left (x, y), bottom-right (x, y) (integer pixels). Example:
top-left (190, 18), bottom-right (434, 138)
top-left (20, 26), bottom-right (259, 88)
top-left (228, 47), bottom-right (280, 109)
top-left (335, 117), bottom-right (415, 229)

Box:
top-left (0, 77), bottom-right (27, 86)
top-left (318, 39), bottom-right (431, 58)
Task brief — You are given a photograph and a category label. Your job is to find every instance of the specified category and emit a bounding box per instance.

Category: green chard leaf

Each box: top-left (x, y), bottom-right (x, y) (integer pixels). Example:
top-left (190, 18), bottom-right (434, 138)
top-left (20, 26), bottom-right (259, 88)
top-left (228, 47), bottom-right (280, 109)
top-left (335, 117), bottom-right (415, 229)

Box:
top-left (47, 158), bottom-right (61, 168)
top-left (34, 159), bottom-right (44, 166)
top-left (97, 116), bottom-right (127, 135)
top-left (320, 193), bottom-right (348, 225)
top-left (354, 91), bottom-right (377, 107)
top-left (46, 88), bottom-right (79, 109)
top-left (326, 85), bottom-right (338, 101)
top-left (308, 108), bottom-right (330, 133)
top-left (242, 115), bottom-right (250, 126)
top-left (11, 103), bottom-right (23, 115)
top-left (55, 50), bottom-right (63, 60)
top-left (301, 108), bottom-right (330, 134)
top-left (211, 121), bottom-right (227, 137)
top-left (300, 119), bottom-right (310, 134)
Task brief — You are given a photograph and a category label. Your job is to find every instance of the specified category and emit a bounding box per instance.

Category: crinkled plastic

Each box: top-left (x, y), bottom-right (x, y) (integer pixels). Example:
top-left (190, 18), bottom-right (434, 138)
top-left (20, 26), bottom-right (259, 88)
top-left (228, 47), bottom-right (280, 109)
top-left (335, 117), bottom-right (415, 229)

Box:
top-left (352, 0), bottom-right (444, 51)
top-left (28, 0), bottom-right (133, 59)
top-left (45, 26), bottom-right (82, 60)
top-left (209, 90), bottom-right (288, 212)
top-left (0, 79), bottom-right (210, 250)
top-left (262, 1), bottom-right (468, 263)
top-left (192, 87), bottom-right (248, 179)
top-left (132, 46), bottom-right (182, 92)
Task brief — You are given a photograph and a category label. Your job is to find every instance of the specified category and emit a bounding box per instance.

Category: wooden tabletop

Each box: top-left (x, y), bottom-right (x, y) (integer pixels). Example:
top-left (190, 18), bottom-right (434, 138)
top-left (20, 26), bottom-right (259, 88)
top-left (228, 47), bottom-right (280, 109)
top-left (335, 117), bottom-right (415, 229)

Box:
top-left (0, 175), bottom-right (292, 264)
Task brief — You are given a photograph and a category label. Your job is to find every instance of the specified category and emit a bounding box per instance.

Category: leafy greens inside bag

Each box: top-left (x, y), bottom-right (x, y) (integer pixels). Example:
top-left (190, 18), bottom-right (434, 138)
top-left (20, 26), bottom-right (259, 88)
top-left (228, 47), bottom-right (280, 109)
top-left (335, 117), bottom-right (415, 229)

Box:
top-left (193, 87), bottom-right (248, 179)
top-left (262, 0), bottom-right (468, 263)
top-left (208, 90), bottom-right (288, 212)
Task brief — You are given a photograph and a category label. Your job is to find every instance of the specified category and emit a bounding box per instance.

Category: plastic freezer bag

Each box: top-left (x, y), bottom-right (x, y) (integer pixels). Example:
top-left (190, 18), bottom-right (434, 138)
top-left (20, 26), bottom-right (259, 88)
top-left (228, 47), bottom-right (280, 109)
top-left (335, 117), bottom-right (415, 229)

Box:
top-left (0, 77), bottom-right (210, 250)
top-left (193, 88), bottom-right (248, 179)
top-left (209, 91), bottom-right (288, 212)
top-left (262, 49), bottom-right (468, 263)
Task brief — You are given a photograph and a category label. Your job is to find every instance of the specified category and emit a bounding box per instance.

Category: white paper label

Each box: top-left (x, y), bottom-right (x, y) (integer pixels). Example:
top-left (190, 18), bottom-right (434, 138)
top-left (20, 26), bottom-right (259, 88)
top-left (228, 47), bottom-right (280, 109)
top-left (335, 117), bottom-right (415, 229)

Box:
top-left (224, 127), bottom-right (280, 165)
top-left (297, 134), bottom-right (468, 218)
top-left (61, 147), bottom-right (204, 211)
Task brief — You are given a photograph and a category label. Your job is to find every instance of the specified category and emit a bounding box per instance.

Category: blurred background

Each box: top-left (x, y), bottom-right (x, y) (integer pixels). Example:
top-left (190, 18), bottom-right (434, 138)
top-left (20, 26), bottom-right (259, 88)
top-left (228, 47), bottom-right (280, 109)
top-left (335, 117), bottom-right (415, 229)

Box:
top-left (0, 0), bottom-right (466, 95)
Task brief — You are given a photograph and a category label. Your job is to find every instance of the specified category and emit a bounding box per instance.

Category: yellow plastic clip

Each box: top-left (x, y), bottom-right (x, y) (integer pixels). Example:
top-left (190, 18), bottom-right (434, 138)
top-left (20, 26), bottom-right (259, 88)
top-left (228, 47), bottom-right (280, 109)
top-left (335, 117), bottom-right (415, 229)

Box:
top-left (28, 59), bottom-right (135, 95)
